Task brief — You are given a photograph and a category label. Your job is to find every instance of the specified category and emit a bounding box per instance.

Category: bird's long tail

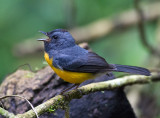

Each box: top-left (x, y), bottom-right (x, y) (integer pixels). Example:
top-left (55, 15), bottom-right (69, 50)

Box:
top-left (111, 64), bottom-right (150, 76)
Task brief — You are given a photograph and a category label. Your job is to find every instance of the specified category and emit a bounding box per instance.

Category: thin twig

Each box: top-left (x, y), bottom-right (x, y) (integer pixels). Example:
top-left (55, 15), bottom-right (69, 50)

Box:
top-left (0, 101), bottom-right (4, 109)
top-left (0, 95), bottom-right (39, 118)
top-left (4, 63), bottom-right (36, 79)
top-left (64, 103), bottom-right (70, 118)
top-left (16, 63), bottom-right (36, 72)
top-left (134, 0), bottom-right (160, 57)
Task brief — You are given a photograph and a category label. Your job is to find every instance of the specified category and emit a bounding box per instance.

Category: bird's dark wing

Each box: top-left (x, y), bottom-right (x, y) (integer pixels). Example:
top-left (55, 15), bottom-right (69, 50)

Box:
top-left (55, 52), bottom-right (115, 73)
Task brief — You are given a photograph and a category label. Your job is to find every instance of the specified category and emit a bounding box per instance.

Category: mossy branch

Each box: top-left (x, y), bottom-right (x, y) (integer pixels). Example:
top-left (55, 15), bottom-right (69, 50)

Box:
top-left (0, 72), bottom-right (160, 118)
top-left (0, 107), bottom-right (15, 118)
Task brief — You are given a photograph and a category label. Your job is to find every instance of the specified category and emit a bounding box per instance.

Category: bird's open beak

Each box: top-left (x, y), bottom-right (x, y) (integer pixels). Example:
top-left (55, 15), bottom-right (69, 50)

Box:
top-left (39, 31), bottom-right (48, 36)
top-left (37, 39), bottom-right (47, 41)
top-left (38, 31), bottom-right (48, 41)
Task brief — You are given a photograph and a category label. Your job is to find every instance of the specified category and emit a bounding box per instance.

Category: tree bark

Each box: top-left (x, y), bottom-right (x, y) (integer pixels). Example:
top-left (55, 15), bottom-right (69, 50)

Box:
top-left (0, 67), bottom-right (137, 118)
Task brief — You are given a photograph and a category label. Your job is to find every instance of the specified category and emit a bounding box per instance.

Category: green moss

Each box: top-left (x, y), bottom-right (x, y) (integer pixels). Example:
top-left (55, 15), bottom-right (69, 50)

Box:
top-left (48, 106), bottom-right (57, 113)
top-left (47, 97), bottom-right (66, 113)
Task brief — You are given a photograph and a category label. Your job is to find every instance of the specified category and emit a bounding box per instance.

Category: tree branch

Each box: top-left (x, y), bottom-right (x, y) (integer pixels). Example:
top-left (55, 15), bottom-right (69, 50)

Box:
top-left (71, 1), bottom-right (160, 43)
top-left (13, 2), bottom-right (160, 57)
top-left (3, 72), bottom-right (157, 118)
top-left (0, 107), bottom-right (15, 118)
top-left (0, 95), bottom-right (39, 118)
top-left (134, 0), bottom-right (160, 57)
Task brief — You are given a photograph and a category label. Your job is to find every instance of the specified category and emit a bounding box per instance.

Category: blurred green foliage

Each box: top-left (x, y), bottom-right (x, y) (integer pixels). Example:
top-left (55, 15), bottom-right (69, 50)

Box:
top-left (0, 0), bottom-right (156, 80)
top-left (0, 0), bottom-right (160, 117)
top-left (0, 0), bottom-right (135, 81)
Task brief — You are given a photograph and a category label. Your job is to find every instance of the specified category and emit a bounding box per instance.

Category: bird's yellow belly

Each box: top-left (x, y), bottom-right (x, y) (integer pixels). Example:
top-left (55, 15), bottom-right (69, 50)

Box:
top-left (44, 52), bottom-right (94, 84)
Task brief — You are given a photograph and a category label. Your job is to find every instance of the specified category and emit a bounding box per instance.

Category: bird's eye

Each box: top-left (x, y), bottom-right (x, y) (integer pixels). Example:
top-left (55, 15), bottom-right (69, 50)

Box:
top-left (52, 35), bottom-right (58, 39)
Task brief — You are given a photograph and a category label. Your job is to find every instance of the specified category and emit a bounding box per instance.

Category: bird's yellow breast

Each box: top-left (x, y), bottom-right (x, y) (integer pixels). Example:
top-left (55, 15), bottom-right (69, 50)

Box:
top-left (44, 52), bottom-right (94, 84)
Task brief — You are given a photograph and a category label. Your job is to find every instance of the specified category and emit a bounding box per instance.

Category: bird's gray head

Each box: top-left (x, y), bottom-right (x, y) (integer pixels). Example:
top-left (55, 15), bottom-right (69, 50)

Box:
top-left (38, 29), bottom-right (76, 52)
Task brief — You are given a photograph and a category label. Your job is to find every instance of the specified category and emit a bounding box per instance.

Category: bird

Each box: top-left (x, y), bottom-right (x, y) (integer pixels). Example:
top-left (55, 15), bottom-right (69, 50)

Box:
top-left (37, 29), bottom-right (150, 93)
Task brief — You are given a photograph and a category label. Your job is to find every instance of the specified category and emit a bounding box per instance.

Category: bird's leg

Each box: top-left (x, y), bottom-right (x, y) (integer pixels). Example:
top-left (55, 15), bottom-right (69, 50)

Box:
top-left (106, 72), bottom-right (113, 77)
top-left (75, 84), bottom-right (80, 89)
top-left (60, 84), bottom-right (80, 95)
